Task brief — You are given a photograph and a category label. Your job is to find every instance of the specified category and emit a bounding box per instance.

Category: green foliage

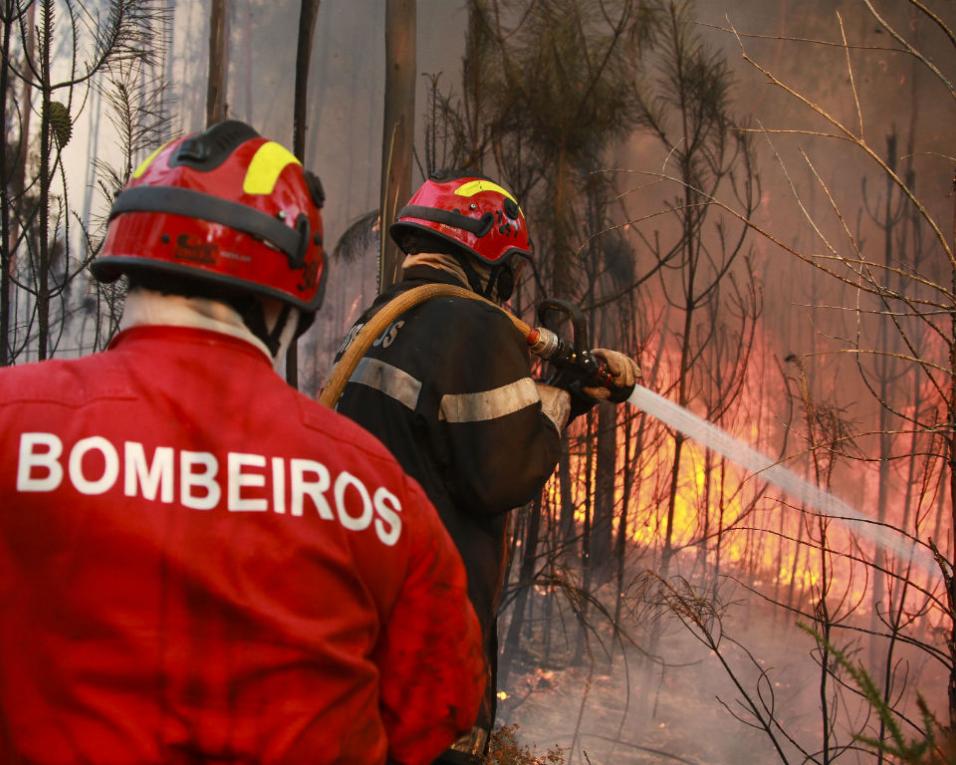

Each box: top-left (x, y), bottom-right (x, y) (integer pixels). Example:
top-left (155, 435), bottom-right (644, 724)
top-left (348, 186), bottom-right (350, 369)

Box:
top-left (427, 0), bottom-right (658, 170)
top-left (45, 101), bottom-right (72, 147)
top-left (799, 623), bottom-right (956, 764)
top-left (0, 0), bottom-right (172, 361)
top-left (633, 0), bottom-right (745, 196)
top-left (502, 0), bottom-right (656, 161)
top-left (422, 0), bottom-right (660, 299)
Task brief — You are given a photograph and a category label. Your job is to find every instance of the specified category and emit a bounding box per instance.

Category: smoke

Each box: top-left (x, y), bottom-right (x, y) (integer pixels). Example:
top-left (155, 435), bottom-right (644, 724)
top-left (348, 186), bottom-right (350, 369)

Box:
top-left (35, 0), bottom-right (954, 757)
top-left (499, 571), bottom-right (945, 764)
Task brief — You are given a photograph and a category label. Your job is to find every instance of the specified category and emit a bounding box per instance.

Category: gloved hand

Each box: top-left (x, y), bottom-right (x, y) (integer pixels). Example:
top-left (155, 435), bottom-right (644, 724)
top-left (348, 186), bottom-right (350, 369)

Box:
top-left (549, 348), bottom-right (640, 421)
top-left (582, 348), bottom-right (641, 403)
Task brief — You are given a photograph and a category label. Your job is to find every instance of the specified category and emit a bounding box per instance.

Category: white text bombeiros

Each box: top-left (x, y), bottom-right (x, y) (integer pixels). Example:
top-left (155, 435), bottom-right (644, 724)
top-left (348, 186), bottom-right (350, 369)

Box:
top-left (16, 432), bottom-right (403, 546)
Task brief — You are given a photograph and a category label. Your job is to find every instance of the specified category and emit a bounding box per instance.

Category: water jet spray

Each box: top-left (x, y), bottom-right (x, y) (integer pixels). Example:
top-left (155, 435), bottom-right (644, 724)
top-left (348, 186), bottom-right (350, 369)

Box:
top-left (323, 285), bottom-right (937, 576)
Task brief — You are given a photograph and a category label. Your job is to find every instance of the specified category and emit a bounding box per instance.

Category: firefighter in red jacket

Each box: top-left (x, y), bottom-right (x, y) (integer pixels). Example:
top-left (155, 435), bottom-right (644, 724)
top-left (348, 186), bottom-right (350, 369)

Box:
top-left (334, 173), bottom-right (639, 762)
top-left (0, 122), bottom-right (484, 765)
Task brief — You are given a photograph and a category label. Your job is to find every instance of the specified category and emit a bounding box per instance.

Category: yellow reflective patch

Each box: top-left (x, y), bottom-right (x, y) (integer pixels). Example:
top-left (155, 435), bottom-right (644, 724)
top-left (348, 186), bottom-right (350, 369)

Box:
top-left (453, 179), bottom-right (518, 206)
top-left (243, 142), bottom-right (301, 195)
top-left (132, 140), bottom-right (174, 179)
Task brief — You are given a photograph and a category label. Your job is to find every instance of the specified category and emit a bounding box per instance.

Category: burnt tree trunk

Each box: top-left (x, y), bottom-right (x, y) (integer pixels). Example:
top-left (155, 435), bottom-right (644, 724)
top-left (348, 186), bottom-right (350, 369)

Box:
top-left (870, 134), bottom-right (900, 674)
top-left (558, 432), bottom-right (575, 555)
top-left (613, 408), bottom-right (640, 651)
top-left (206, 0), bottom-right (228, 125)
top-left (286, 0), bottom-right (321, 389)
top-left (379, 0), bottom-right (416, 290)
top-left (948, 171), bottom-right (956, 731)
top-left (572, 411), bottom-right (595, 665)
top-left (500, 498), bottom-right (542, 687)
top-left (36, 0), bottom-right (52, 360)
top-left (293, 0), bottom-right (320, 159)
top-left (550, 145), bottom-right (573, 299)
top-left (8, 1), bottom-right (35, 275)
top-left (590, 401), bottom-right (617, 580)
top-left (0, 0), bottom-right (16, 366)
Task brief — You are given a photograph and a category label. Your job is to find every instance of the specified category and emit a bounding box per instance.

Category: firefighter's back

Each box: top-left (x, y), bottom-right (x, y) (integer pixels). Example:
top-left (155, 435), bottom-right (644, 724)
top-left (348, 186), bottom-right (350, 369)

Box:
top-left (0, 325), bottom-right (437, 764)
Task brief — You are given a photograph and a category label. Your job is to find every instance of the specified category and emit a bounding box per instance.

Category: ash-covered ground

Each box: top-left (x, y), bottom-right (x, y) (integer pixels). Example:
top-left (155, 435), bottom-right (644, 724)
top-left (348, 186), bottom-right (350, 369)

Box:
top-left (497, 578), bottom-right (942, 764)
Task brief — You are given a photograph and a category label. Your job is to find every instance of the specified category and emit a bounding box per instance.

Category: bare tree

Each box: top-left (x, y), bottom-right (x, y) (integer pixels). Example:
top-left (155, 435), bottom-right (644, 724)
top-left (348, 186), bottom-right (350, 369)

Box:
top-left (379, 0), bottom-right (415, 290)
top-left (286, 0), bottom-right (321, 389)
top-left (0, 1), bottom-right (34, 365)
top-left (721, 1), bottom-right (956, 731)
top-left (206, 0), bottom-right (228, 125)
top-left (1, 0), bottom-right (170, 363)
top-left (626, 0), bottom-right (757, 579)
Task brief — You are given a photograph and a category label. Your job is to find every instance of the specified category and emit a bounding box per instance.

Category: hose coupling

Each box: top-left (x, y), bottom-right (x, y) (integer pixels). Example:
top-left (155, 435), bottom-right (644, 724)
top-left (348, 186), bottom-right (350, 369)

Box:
top-left (527, 326), bottom-right (560, 360)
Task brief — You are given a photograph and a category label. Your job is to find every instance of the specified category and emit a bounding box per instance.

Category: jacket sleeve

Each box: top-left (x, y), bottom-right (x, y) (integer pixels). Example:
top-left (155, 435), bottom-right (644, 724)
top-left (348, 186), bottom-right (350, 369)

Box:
top-left (431, 304), bottom-right (562, 517)
top-left (375, 477), bottom-right (486, 765)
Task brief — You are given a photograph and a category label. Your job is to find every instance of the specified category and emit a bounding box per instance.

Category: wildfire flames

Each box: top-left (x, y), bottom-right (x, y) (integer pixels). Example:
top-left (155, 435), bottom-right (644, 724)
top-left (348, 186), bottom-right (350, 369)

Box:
top-left (542, 326), bottom-right (949, 615)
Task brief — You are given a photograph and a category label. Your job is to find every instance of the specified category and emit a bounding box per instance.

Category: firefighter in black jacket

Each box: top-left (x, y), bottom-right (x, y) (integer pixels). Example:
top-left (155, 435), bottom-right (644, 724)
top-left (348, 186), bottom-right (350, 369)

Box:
top-left (334, 173), bottom-right (639, 763)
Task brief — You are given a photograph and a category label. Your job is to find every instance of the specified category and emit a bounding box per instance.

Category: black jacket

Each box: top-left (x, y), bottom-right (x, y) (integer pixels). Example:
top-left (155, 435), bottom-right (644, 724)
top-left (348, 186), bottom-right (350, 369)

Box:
top-left (334, 266), bottom-right (561, 727)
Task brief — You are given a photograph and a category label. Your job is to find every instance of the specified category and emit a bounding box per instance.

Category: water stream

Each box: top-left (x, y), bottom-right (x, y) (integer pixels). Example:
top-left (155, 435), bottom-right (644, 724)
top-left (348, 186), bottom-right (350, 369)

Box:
top-left (628, 384), bottom-right (938, 576)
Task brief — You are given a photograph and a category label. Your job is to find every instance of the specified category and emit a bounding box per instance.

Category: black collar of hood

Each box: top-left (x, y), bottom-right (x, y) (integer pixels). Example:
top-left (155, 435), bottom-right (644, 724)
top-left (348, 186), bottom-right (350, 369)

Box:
top-left (399, 264), bottom-right (474, 291)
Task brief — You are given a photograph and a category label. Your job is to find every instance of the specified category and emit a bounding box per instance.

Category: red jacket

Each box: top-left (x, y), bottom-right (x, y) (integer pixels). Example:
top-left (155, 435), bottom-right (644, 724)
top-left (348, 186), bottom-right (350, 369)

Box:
top-left (0, 325), bottom-right (484, 765)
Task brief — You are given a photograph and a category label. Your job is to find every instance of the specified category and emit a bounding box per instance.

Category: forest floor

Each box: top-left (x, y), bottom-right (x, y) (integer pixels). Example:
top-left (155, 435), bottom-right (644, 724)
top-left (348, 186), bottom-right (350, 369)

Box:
top-left (495, 578), bottom-right (917, 765)
top-left (499, 631), bottom-right (783, 763)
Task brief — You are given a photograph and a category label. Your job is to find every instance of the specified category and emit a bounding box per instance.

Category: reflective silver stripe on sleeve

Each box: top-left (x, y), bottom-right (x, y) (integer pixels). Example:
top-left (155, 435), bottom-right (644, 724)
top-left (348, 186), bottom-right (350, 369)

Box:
top-left (536, 383), bottom-right (570, 433)
top-left (439, 377), bottom-right (540, 423)
top-left (348, 358), bottom-right (422, 411)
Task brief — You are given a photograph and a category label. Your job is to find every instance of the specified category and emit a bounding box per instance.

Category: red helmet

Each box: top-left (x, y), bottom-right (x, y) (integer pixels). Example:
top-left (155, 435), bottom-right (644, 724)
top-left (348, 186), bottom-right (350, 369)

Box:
top-left (93, 121), bottom-right (326, 325)
top-left (390, 172), bottom-right (532, 266)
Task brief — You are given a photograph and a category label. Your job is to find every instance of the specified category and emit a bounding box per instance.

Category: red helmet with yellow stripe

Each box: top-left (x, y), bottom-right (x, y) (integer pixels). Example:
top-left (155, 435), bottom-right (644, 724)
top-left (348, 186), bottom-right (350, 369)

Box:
top-left (390, 172), bottom-right (532, 267)
top-left (93, 121), bottom-right (326, 324)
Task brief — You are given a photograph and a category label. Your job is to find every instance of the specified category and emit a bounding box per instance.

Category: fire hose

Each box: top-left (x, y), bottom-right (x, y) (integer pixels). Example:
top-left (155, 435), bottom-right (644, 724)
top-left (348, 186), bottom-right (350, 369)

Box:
top-left (319, 284), bottom-right (614, 408)
top-left (319, 286), bottom-right (936, 575)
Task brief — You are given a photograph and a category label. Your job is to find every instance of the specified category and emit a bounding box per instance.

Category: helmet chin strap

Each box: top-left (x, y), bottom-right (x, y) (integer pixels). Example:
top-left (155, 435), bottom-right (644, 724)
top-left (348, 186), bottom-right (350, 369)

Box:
top-left (456, 256), bottom-right (488, 295)
top-left (269, 306), bottom-right (301, 370)
top-left (121, 287), bottom-right (295, 365)
top-left (456, 256), bottom-right (514, 302)
top-left (235, 299), bottom-right (296, 361)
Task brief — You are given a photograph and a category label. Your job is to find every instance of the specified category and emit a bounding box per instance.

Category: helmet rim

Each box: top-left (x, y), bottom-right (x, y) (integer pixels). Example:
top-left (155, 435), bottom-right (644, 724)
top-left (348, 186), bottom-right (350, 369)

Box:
top-left (389, 219), bottom-right (532, 266)
top-left (95, 121), bottom-right (326, 315)
top-left (389, 173), bottom-right (532, 267)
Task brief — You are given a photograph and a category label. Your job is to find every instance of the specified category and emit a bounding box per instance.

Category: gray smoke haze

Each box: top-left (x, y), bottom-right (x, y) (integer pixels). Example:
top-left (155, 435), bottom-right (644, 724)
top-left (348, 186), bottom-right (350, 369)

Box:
top-left (48, 0), bottom-right (956, 760)
top-left (499, 579), bottom-right (944, 763)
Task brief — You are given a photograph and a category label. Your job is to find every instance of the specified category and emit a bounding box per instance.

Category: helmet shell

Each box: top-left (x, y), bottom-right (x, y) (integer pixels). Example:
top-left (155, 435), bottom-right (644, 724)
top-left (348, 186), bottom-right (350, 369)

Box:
top-left (94, 121), bottom-right (326, 313)
top-left (389, 174), bottom-right (532, 266)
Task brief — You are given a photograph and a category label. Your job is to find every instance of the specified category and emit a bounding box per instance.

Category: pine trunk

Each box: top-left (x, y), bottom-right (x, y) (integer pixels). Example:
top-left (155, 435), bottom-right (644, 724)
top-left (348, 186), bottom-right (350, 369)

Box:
top-left (590, 401), bottom-right (617, 580)
top-left (379, 0), bottom-right (416, 290)
top-left (206, 0), bottom-right (228, 125)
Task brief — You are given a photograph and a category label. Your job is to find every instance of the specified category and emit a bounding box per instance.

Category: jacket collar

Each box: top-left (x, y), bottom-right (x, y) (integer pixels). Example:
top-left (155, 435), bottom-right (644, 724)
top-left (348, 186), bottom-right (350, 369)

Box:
top-left (119, 288), bottom-right (274, 362)
top-left (107, 324), bottom-right (273, 368)
top-left (399, 265), bottom-right (475, 291)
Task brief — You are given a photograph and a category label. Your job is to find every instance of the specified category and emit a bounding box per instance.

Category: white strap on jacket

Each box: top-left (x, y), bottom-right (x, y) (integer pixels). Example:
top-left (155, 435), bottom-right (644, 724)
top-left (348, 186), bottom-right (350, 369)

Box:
top-left (120, 288), bottom-right (298, 370)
